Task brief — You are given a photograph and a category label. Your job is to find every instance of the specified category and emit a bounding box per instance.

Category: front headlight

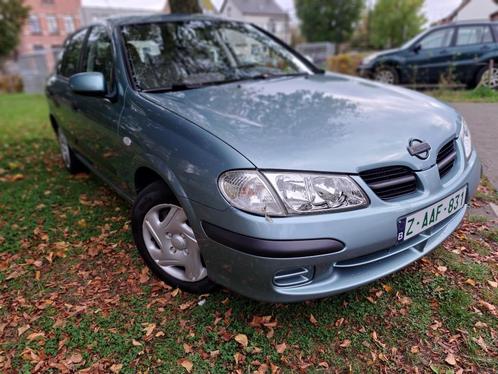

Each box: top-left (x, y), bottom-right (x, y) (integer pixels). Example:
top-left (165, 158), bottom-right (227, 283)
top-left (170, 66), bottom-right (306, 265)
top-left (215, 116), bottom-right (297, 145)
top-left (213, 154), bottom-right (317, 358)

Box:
top-left (362, 53), bottom-right (379, 66)
top-left (218, 170), bottom-right (285, 216)
top-left (264, 172), bottom-right (369, 214)
top-left (458, 116), bottom-right (472, 159)
top-left (218, 170), bottom-right (369, 216)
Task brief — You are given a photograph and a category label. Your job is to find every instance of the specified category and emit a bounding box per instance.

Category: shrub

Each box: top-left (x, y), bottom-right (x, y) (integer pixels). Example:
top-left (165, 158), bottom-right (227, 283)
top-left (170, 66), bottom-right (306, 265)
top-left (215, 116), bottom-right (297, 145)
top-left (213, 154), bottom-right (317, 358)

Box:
top-left (326, 53), bottom-right (367, 76)
top-left (0, 74), bottom-right (23, 93)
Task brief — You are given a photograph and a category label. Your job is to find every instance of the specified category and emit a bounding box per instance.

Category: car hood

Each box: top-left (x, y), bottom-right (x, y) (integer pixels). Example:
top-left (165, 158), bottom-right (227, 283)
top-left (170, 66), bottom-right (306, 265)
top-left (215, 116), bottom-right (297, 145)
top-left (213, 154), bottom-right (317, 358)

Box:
top-left (142, 74), bottom-right (459, 173)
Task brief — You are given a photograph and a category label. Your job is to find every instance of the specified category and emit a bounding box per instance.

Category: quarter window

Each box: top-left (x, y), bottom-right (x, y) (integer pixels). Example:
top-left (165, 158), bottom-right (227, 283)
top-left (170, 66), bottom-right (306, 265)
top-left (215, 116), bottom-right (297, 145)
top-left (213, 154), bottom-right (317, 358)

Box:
top-left (84, 26), bottom-right (114, 92)
top-left (419, 28), bottom-right (454, 50)
top-left (60, 29), bottom-right (88, 77)
top-left (456, 26), bottom-right (493, 46)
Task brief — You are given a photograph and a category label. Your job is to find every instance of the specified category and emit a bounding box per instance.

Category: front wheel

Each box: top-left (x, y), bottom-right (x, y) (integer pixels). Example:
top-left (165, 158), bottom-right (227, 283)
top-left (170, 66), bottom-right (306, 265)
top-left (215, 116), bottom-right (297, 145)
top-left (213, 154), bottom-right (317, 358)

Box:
top-left (132, 181), bottom-right (216, 294)
top-left (373, 66), bottom-right (399, 85)
top-left (476, 65), bottom-right (498, 89)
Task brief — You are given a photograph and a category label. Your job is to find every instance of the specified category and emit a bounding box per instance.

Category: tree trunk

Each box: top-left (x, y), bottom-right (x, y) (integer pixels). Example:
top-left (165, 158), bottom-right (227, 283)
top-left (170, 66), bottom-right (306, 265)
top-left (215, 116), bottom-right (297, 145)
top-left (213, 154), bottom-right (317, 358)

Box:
top-left (169, 0), bottom-right (202, 14)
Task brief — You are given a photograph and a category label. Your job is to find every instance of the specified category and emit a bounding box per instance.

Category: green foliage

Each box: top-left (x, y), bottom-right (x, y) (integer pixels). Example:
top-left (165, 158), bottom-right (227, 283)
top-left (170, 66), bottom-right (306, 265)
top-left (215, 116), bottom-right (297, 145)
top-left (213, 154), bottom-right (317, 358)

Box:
top-left (295, 0), bottom-right (364, 44)
top-left (0, 0), bottom-right (30, 60)
top-left (169, 0), bottom-right (202, 14)
top-left (369, 0), bottom-right (426, 49)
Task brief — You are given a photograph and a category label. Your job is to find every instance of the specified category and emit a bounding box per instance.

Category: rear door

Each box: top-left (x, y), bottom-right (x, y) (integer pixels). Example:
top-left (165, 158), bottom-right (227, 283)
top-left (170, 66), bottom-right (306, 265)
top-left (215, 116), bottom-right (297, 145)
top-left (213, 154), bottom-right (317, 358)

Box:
top-left (50, 28), bottom-right (89, 152)
top-left (404, 27), bottom-right (455, 84)
top-left (453, 25), bottom-right (495, 83)
top-left (75, 25), bottom-right (124, 186)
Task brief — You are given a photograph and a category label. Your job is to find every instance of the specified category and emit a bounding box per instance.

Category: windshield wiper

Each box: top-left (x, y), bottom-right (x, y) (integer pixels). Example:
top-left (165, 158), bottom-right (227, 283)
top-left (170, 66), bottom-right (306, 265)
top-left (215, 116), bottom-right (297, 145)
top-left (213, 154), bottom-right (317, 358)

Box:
top-left (141, 83), bottom-right (208, 93)
top-left (141, 73), bottom-right (311, 93)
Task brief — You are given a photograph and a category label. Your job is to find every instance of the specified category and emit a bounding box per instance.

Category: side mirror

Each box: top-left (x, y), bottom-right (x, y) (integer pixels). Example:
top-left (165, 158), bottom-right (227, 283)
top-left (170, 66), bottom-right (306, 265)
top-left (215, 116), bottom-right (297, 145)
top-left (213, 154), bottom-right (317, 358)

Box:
top-left (69, 72), bottom-right (106, 95)
top-left (412, 44), bottom-right (422, 54)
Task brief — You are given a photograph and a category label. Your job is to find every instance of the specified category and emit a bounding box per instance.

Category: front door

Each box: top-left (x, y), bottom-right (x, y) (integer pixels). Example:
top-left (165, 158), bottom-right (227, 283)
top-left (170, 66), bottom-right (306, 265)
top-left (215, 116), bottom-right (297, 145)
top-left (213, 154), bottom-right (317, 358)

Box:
top-left (404, 27), bottom-right (455, 84)
top-left (75, 26), bottom-right (124, 186)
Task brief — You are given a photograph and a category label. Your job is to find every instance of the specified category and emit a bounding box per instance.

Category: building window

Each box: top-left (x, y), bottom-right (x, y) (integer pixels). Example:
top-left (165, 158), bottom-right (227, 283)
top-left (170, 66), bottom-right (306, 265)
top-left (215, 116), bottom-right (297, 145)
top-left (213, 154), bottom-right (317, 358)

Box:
top-left (33, 44), bottom-right (44, 51)
top-left (63, 16), bottom-right (75, 33)
top-left (227, 6), bottom-right (232, 17)
top-left (42, 0), bottom-right (55, 4)
top-left (46, 15), bottom-right (59, 35)
top-left (29, 15), bottom-right (42, 34)
top-left (267, 19), bottom-right (276, 34)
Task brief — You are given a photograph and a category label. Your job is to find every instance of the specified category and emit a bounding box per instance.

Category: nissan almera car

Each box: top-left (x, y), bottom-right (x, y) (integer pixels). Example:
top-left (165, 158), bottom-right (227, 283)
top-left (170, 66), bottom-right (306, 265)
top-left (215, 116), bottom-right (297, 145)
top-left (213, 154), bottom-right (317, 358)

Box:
top-left (46, 14), bottom-right (481, 302)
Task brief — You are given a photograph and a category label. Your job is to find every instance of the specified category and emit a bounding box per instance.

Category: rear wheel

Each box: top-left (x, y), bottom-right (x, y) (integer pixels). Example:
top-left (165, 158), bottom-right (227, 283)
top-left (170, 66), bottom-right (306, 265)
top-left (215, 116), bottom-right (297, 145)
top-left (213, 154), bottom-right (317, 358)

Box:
top-left (374, 66), bottom-right (399, 85)
top-left (57, 128), bottom-right (84, 174)
top-left (476, 65), bottom-right (498, 89)
top-left (132, 181), bottom-right (216, 293)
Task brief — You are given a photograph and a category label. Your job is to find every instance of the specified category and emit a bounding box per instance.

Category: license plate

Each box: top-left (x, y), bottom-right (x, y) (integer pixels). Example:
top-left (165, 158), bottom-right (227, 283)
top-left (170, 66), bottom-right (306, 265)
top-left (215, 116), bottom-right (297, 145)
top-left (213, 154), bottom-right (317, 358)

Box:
top-left (397, 186), bottom-right (467, 242)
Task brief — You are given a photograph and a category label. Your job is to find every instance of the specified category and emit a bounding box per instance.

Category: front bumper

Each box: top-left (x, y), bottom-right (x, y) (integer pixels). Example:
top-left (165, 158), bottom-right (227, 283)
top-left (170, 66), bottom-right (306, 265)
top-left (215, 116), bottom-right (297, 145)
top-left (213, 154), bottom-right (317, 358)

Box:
top-left (193, 150), bottom-right (481, 302)
top-left (357, 65), bottom-right (374, 78)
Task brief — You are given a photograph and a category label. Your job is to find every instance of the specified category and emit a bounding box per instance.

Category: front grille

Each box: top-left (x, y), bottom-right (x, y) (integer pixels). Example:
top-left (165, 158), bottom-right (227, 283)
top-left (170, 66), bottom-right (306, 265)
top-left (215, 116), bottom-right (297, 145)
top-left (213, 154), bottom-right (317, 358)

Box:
top-left (360, 166), bottom-right (417, 200)
top-left (437, 140), bottom-right (457, 178)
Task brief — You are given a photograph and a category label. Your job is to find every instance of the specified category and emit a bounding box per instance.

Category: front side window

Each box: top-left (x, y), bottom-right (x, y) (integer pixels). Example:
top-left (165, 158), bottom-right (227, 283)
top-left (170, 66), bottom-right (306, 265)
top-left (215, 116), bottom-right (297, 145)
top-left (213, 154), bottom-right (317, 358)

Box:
top-left (46, 15), bottom-right (58, 34)
top-left (84, 26), bottom-right (114, 92)
top-left (29, 15), bottom-right (41, 34)
top-left (456, 26), bottom-right (493, 46)
top-left (121, 20), bottom-right (310, 91)
top-left (419, 28), bottom-right (454, 50)
top-left (60, 29), bottom-right (88, 77)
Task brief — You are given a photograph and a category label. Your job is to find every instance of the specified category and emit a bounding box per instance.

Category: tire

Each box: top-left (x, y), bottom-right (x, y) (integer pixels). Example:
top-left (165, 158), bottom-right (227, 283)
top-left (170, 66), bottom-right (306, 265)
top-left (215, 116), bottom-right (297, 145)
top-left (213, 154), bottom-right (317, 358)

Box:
top-left (476, 64), bottom-right (498, 89)
top-left (132, 181), bottom-right (216, 294)
top-left (373, 66), bottom-right (399, 85)
top-left (57, 128), bottom-right (85, 174)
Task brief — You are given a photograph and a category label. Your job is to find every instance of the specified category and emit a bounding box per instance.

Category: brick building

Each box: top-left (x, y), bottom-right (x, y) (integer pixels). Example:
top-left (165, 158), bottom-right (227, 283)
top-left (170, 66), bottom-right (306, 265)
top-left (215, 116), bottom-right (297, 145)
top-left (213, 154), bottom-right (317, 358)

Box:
top-left (18, 0), bottom-right (82, 69)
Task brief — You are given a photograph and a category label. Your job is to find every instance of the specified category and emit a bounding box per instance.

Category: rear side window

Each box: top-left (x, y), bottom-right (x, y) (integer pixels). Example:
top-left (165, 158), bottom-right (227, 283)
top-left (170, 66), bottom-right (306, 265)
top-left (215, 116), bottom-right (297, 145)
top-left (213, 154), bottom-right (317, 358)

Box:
top-left (84, 26), bottom-right (114, 91)
top-left (60, 29), bottom-right (88, 77)
top-left (456, 26), bottom-right (493, 46)
top-left (419, 28), bottom-right (454, 50)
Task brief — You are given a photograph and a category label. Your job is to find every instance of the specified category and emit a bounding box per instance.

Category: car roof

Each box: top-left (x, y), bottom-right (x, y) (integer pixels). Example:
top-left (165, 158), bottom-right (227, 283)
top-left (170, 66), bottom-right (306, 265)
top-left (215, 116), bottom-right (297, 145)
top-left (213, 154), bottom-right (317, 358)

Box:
top-left (102, 13), bottom-right (228, 27)
top-left (432, 20), bottom-right (498, 29)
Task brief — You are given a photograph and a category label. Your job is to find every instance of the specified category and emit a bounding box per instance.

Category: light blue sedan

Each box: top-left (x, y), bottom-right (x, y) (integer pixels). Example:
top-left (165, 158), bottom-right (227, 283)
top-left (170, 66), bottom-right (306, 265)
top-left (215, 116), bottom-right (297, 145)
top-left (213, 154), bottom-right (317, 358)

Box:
top-left (46, 15), bottom-right (481, 302)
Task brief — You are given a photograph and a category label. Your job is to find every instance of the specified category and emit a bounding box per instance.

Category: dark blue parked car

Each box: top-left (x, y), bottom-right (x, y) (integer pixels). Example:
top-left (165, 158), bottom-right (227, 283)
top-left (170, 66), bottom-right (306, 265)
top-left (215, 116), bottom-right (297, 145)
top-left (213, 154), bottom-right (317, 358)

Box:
top-left (358, 21), bottom-right (498, 87)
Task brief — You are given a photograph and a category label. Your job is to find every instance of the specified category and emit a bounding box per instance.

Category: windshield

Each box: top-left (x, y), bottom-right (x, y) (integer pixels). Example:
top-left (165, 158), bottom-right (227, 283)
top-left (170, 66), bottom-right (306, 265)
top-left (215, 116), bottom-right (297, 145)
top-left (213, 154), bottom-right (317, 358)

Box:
top-left (401, 29), bottom-right (428, 49)
top-left (121, 20), bottom-right (311, 91)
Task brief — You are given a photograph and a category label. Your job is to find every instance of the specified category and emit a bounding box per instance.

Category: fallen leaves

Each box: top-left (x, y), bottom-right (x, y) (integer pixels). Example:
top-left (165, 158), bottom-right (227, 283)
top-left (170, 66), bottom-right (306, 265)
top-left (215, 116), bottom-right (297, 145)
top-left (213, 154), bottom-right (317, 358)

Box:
top-left (275, 342), bottom-right (287, 354)
top-left (339, 339), bottom-right (351, 348)
top-left (445, 352), bottom-right (457, 366)
top-left (179, 358), bottom-right (193, 372)
top-left (309, 314), bottom-right (318, 326)
top-left (234, 333), bottom-right (248, 348)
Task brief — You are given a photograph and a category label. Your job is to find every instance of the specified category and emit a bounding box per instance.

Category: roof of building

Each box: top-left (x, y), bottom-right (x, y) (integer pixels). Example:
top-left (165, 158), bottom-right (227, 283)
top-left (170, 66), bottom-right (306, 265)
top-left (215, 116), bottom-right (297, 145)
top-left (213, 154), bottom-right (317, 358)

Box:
top-left (435, 0), bottom-right (498, 25)
top-left (220, 0), bottom-right (287, 16)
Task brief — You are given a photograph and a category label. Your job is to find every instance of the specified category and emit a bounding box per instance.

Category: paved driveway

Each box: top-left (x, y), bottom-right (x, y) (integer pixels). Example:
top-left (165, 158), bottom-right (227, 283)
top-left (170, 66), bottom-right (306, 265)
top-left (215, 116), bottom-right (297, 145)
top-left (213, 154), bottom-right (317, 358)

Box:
top-left (451, 103), bottom-right (498, 188)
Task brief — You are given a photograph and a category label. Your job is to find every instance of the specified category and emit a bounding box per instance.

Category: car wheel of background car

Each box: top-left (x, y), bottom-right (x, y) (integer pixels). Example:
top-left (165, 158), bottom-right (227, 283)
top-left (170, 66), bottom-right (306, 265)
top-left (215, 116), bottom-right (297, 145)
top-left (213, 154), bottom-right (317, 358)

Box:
top-left (477, 65), bottom-right (498, 89)
top-left (374, 66), bottom-right (399, 85)
top-left (57, 128), bottom-right (85, 174)
top-left (132, 181), bottom-right (216, 293)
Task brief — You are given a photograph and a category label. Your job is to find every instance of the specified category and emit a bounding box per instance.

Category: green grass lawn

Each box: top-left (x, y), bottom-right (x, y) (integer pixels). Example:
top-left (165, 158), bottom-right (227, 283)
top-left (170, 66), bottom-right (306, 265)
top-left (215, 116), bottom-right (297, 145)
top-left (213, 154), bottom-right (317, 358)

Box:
top-left (1, 94), bottom-right (497, 373)
top-left (429, 86), bottom-right (498, 103)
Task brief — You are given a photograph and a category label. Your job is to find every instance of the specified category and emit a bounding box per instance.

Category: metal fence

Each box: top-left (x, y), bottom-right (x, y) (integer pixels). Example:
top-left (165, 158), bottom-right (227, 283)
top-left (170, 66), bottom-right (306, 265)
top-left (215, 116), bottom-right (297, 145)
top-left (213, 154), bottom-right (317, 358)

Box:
top-left (16, 49), bottom-right (60, 93)
top-left (296, 42), bottom-right (336, 68)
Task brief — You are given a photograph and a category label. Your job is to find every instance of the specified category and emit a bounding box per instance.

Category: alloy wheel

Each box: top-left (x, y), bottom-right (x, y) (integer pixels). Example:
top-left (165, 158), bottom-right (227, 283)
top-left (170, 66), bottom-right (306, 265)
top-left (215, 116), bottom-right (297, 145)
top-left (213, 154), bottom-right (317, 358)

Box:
top-left (142, 204), bottom-right (207, 282)
top-left (374, 69), bottom-right (395, 84)
top-left (479, 67), bottom-right (498, 89)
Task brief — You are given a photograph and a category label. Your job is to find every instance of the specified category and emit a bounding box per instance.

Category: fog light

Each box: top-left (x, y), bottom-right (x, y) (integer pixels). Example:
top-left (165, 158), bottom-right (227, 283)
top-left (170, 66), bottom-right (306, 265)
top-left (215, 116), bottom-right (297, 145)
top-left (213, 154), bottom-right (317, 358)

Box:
top-left (273, 266), bottom-right (314, 287)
